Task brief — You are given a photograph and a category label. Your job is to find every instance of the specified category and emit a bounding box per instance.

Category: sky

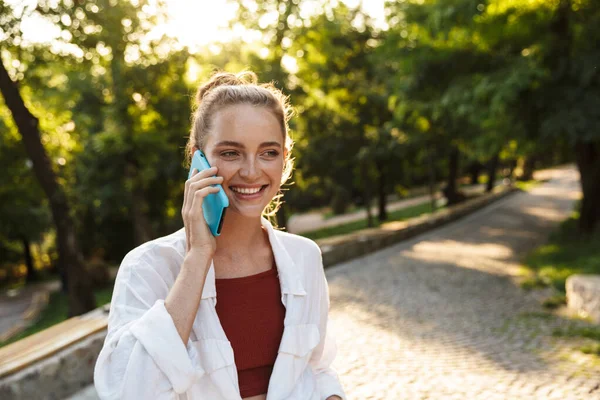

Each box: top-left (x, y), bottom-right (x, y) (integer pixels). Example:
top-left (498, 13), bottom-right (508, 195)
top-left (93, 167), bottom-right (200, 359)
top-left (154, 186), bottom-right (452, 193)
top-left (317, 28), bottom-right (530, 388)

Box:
top-left (9, 0), bottom-right (386, 50)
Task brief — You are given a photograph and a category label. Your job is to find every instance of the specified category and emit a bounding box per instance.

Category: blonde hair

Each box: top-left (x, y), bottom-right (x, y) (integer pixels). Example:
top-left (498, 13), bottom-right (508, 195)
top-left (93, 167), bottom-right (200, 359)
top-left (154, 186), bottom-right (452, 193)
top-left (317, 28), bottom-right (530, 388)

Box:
top-left (185, 70), bottom-right (295, 220)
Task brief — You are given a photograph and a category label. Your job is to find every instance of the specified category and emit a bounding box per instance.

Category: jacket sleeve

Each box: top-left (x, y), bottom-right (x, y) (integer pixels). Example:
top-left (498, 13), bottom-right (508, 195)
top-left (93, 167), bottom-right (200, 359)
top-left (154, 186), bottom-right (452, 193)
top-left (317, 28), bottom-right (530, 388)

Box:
top-left (94, 254), bottom-right (205, 399)
top-left (309, 246), bottom-right (347, 400)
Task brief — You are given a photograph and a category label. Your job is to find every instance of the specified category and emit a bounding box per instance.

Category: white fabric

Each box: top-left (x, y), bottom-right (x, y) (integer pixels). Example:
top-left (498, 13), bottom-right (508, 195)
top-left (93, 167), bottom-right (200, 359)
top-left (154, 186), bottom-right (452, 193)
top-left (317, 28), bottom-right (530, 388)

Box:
top-left (94, 217), bottom-right (346, 400)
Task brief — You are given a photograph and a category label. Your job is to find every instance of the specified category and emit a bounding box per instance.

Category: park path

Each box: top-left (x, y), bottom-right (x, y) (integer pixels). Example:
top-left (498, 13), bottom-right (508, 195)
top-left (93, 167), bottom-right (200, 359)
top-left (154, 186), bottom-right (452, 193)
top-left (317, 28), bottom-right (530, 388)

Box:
top-left (0, 281), bottom-right (60, 342)
top-left (286, 182), bottom-right (498, 234)
top-left (325, 165), bottom-right (600, 399)
top-left (69, 165), bottom-right (600, 399)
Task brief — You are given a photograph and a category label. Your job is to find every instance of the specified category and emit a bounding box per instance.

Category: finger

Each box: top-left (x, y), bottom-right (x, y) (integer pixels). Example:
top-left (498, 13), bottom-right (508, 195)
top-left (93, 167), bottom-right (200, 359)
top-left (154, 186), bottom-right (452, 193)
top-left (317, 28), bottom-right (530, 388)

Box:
top-left (190, 186), bottom-right (221, 219)
top-left (188, 176), bottom-right (224, 192)
top-left (188, 166), bottom-right (218, 183)
top-left (183, 168), bottom-right (200, 216)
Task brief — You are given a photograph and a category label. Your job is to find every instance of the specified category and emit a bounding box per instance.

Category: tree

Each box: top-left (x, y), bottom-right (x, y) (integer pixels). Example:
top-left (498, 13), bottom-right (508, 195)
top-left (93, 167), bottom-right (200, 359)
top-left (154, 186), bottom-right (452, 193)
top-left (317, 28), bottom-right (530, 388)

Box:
top-left (0, 109), bottom-right (51, 282)
top-left (0, 4), bottom-right (96, 314)
top-left (37, 0), bottom-right (172, 245)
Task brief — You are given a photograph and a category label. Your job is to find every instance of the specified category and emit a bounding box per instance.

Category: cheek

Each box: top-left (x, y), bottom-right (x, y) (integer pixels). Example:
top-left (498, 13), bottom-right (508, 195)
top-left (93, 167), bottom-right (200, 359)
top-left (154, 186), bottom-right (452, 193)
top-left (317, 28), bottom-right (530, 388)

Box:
top-left (211, 160), bottom-right (234, 181)
top-left (265, 160), bottom-right (284, 180)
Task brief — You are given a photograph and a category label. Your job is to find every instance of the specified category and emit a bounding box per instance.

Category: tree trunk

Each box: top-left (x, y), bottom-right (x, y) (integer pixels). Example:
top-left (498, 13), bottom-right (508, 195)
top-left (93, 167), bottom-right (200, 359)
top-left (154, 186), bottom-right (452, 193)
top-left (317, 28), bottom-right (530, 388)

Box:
top-left (403, 158), bottom-right (412, 188)
top-left (520, 155), bottom-right (537, 181)
top-left (361, 162), bottom-right (374, 228)
top-left (22, 236), bottom-right (38, 283)
top-left (575, 141), bottom-right (600, 235)
top-left (486, 152), bottom-right (500, 193)
top-left (443, 146), bottom-right (461, 205)
top-left (377, 163), bottom-right (388, 222)
top-left (469, 162), bottom-right (482, 185)
top-left (427, 146), bottom-right (437, 212)
top-left (0, 59), bottom-right (96, 316)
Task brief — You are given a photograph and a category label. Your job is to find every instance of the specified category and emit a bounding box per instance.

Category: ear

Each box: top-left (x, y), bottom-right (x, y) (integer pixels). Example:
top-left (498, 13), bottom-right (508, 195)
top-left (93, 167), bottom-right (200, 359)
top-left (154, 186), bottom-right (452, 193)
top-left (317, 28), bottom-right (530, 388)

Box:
top-left (190, 145), bottom-right (199, 156)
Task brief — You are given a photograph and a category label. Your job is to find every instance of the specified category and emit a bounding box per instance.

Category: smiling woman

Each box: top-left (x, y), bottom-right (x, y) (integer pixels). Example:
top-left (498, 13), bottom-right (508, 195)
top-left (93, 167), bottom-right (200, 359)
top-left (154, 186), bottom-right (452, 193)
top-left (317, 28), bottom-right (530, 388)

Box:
top-left (93, 70), bottom-right (346, 400)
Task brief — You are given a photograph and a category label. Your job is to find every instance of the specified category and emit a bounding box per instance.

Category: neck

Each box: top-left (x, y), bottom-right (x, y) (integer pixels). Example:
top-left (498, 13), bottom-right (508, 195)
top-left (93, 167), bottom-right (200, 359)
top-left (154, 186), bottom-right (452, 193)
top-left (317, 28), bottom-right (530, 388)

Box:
top-left (214, 211), bottom-right (267, 258)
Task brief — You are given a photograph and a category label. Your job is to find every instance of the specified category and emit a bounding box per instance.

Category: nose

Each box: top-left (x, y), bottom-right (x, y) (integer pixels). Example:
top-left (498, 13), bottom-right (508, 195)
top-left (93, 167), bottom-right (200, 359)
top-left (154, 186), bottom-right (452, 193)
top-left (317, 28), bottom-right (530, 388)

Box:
top-left (239, 157), bottom-right (260, 181)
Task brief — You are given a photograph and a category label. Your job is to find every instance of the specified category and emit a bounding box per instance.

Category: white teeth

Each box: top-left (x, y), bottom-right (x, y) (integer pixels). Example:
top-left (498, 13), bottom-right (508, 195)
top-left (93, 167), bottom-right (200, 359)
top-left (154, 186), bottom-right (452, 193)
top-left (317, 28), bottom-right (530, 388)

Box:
top-left (231, 186), bottom-right (263, 194)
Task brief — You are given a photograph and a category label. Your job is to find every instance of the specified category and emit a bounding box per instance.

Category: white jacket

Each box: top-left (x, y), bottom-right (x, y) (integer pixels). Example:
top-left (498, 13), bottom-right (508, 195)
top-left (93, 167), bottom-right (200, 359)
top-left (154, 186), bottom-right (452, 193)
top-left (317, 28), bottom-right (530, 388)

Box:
top-left (94, 217), bottom-right (346, 400)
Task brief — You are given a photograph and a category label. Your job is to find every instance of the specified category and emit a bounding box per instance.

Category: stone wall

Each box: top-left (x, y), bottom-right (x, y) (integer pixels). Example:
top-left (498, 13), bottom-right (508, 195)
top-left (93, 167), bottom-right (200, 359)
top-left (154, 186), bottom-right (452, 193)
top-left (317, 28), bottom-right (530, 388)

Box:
top-left (0, 330), bottom-right (106, 400)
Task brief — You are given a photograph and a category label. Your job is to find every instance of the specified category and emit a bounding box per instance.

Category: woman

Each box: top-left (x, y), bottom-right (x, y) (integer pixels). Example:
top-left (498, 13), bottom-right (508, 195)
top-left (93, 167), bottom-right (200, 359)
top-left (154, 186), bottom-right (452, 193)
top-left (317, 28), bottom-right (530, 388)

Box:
top-left (94, 71), bottom-right (346, 400)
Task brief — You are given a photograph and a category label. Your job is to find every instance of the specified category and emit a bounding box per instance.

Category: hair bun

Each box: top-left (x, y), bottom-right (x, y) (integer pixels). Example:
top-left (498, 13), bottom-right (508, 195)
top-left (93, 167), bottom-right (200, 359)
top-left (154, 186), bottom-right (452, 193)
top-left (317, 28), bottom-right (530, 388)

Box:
top-left (196, 71), bottom-right (258, 106)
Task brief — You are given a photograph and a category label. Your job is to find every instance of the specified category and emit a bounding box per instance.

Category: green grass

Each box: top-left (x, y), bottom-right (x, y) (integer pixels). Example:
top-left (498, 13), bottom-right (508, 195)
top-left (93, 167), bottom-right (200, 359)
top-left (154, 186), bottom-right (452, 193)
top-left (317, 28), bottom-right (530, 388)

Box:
top-left (553, 326), bottom-right (600, 342)
top-left (580, 343), bottom-right (600, 355)
top-left (542, 294), bottom-right (567, 309)
top-left (521, 212), bottom-right (600, 293)
top-left (515, 179), bottom-right (544, 192)
top-left (0, 284), bottom-right (114, 348)
top-left (301, 201), bottom-right (441, 241)
top-left (553, 324), bottom-right (600, 357)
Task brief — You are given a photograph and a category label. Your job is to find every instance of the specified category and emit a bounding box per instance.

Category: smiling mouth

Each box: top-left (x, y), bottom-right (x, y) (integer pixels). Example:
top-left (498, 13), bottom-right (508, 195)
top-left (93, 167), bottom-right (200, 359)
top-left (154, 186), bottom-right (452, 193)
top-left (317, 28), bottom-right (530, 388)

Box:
top-left (229, 185), bottom-right (268, 195)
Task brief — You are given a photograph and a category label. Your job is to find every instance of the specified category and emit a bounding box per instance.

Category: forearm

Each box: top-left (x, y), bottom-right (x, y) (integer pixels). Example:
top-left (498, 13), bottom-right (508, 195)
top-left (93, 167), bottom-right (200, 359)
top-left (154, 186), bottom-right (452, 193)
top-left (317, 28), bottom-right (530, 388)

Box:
top-left (165, 248), bottom-right (212, 344)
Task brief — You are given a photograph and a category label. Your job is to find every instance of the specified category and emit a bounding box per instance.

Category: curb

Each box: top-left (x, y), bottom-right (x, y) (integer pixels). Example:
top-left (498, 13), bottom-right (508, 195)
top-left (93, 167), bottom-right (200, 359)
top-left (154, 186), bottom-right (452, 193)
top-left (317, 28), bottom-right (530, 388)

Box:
top-left (317, 185), bottom-right (518, 268)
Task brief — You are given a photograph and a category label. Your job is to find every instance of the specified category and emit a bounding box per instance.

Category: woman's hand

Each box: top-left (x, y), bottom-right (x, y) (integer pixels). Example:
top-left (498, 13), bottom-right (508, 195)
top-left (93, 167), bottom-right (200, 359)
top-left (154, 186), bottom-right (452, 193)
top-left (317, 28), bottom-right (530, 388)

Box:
top-left (181, 166), bottom-right (224, 255)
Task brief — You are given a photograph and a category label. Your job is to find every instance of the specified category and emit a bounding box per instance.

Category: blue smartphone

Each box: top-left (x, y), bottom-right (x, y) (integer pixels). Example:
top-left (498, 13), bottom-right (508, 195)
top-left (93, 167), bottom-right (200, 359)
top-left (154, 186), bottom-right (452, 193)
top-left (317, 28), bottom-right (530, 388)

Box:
top-left (188, 150), bottom-right (229, 236)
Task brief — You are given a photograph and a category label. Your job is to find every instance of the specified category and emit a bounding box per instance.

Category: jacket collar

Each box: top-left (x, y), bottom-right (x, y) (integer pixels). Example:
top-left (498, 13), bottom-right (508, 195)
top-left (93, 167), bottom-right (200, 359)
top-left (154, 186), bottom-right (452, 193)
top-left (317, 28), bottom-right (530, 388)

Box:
top-left (200, 216), bottom-right (306, 300)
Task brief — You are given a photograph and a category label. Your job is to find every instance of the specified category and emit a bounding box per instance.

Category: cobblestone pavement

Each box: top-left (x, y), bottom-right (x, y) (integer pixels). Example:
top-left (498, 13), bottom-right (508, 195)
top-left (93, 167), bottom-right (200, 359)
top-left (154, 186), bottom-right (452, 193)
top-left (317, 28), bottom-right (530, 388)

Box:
top-left (68, 166), bottom-right (599, 400)
top-left (326, 166), bottom-right (600, 399)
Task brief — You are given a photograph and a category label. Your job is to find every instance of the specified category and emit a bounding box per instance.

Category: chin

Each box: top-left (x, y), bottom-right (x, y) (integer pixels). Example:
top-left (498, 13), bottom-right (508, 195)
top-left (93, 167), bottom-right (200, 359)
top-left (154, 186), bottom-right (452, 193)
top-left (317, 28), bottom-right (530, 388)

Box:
top-left (228, 207), bottom-right (265, 219)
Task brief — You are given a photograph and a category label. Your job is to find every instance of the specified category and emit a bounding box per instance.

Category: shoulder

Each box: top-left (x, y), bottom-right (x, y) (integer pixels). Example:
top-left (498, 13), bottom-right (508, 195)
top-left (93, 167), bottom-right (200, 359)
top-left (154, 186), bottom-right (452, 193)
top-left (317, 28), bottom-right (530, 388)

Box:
top-left (116, 229), bottom-right (186, 288)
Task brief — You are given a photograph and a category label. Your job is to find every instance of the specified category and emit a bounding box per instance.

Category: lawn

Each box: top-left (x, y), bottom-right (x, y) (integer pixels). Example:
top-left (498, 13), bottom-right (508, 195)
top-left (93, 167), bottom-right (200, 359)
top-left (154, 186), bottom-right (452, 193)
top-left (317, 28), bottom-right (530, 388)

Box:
top-left (522, 211), bottom-right (600, 293)
top-left (301, 201), bottom-right (440, 241)
top-left (0, 284), bottom-right (114, 348)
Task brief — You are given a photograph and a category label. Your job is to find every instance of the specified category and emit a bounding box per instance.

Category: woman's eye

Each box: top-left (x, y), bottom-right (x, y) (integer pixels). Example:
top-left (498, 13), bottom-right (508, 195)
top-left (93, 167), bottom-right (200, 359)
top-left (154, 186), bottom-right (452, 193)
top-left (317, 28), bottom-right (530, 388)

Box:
top-left (263, 150), bottom-right (280, 157)
top-left (221, 151), bottom-right (238, 158)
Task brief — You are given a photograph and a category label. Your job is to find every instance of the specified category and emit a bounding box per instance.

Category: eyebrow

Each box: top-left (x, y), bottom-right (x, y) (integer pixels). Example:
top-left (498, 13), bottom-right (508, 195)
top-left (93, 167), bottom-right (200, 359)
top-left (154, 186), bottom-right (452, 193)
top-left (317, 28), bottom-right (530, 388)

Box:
top-left (214, 140), bottom-right (282, 149)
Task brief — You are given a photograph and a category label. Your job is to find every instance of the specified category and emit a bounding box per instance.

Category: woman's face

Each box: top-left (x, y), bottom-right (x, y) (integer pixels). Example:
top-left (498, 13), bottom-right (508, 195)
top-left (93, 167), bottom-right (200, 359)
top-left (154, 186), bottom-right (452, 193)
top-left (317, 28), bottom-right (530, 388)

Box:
top-left (202, 104), bottom-right (286, 218)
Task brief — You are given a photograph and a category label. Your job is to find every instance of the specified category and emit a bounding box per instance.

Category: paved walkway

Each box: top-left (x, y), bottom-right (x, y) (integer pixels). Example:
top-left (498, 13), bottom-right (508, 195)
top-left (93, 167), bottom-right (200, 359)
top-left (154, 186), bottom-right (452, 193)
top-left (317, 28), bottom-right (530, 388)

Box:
top-left (325, 165), bottom-right (599, 399)
top-left (69, 166), bottom-right (599, 399)
top-left (287, 182), bottom-right (499, 234)
top-left (0, 281), bottom-right (60, 342)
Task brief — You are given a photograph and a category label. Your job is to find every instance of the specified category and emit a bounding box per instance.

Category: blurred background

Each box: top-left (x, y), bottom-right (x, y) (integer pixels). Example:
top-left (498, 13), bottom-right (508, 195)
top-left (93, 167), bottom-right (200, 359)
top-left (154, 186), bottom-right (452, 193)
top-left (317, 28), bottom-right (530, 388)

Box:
top-left (0, 0), bottom-right (598, 332)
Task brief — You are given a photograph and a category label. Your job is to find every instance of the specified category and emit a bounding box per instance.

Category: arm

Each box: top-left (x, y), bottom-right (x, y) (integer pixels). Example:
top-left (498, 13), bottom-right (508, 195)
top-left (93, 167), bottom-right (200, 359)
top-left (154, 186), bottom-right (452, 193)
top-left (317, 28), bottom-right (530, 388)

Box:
top-left (309, 247), bottom-right (347, 400)
top-left (165, 249), bottom-right (212, 344)
top-left (94, 250), bottom-right (212, 399)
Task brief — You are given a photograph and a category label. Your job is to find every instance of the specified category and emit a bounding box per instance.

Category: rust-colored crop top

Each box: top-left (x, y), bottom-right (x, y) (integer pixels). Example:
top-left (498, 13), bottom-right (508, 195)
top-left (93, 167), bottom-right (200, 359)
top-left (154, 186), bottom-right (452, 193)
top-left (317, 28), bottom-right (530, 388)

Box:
top-left (215, 263), bottom-right (286, 398)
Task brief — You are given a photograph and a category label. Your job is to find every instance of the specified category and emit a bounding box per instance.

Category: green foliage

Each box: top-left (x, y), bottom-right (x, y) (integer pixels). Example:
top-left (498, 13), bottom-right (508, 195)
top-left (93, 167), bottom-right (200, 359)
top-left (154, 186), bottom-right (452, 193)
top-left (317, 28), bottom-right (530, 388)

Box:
top-left (1, 0), bottom-right (598, 281)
